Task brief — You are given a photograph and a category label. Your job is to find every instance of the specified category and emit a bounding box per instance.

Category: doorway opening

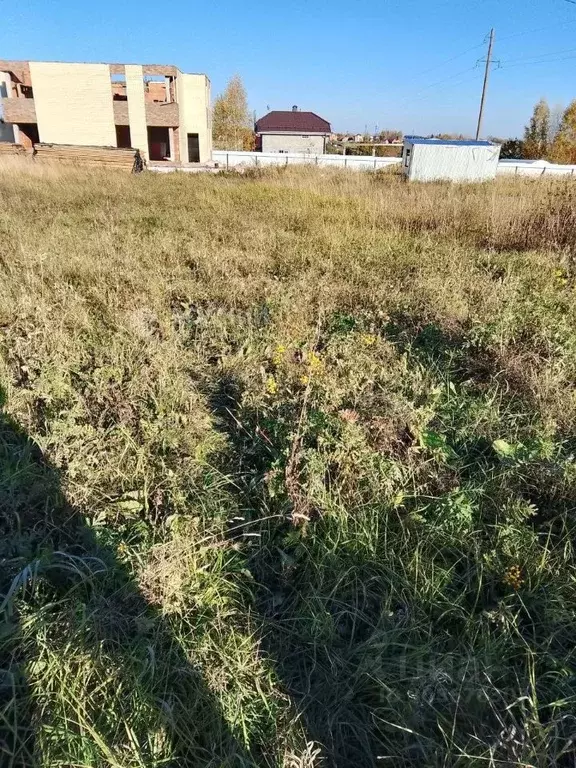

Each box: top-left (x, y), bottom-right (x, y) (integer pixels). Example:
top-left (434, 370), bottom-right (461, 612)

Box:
top-left (17, 123), bottom-right (39, 149)
top-left (187, 133), bottom-right (200, 163)
top-left (147, 127), bottom-right (171, 161)
top-left (116, 125), bottom-right (132, 148)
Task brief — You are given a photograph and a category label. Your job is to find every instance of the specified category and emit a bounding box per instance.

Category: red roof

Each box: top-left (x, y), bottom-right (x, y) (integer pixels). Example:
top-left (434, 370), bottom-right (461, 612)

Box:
top-left (255, 110), bottom-right (331, 134)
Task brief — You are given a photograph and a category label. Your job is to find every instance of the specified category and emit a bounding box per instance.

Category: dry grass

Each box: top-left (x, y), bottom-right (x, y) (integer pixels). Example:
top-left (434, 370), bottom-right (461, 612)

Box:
top-left (1, 160), bottom-right (576, 767)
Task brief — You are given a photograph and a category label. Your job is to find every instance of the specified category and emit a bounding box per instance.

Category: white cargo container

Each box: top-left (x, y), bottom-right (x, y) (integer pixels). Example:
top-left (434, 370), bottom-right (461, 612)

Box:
top-left (402, 137), bottom-right (501, 182)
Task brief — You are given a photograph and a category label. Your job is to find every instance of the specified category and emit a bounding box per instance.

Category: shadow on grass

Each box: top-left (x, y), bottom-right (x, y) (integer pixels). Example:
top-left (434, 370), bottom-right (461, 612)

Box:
top-left (209, 375), bottom-right (394, 766)
top-left (207, 316), bottom-right (576, 767)
top-left (0, 385), bottom-right (251, 767)
top-left (4, 312), bottom-right (576, 766)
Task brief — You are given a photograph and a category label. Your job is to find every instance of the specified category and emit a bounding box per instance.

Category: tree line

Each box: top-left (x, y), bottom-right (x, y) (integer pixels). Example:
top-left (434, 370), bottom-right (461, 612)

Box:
top-left (500, 99), bottom-right (576, 163)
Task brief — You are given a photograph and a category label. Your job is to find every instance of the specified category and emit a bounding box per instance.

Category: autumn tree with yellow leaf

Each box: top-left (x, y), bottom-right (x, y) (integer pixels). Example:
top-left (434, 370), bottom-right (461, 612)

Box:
top-left (523, 98), bottom-right (550, 159)
top-left (549, 100), bottom-right (576, 164)
top-left (212, 74), bottom-right (255, 151)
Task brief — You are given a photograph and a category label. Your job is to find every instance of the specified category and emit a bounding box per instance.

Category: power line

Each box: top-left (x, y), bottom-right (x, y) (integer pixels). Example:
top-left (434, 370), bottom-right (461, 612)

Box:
top-left (397, 39), bottom-right (485, 100)
top-left (409, 70), bottom-right (484, 105)
top-left (396, 73), bottom-right (485, 134)
top-left (398, 72), bottom-right (486, 137)
top-left (414, 41), bottom-right (485, 80)
top-left (398, 16), bottom-right (575, 109)
top-left (500, 45), bottom-right (576, 64)
top-left (398, 64), bottom-right (479, 105)
top-left (498, 53), bottom-right (576, 69)
top-left (498, 17), bottom-right (576, 41)
top-left (417, 65), bottom-right (479, 94)
top-left (397, 36), bottom-right (496, 110)
top-left (397, 15), bottom-right (573, 131)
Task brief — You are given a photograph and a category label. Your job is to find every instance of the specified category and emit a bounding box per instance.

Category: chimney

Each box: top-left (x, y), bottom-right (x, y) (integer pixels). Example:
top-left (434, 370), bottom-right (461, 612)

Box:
top-left (292, 105), bottom-right (298, 112)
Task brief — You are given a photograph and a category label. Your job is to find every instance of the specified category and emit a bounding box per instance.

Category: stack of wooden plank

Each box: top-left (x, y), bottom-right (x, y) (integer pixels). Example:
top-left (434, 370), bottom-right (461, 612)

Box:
top-left (0, 142), bottom-right (27, 156)
top-left (33, 143), bottom-right (144, 172)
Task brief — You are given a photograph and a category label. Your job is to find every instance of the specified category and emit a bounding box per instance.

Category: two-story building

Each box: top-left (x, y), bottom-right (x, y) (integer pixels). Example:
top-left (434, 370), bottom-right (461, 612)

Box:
top-left (0, 59), bottom-right (212, 164)
top-left (255, 107), bottom-right (331, 154)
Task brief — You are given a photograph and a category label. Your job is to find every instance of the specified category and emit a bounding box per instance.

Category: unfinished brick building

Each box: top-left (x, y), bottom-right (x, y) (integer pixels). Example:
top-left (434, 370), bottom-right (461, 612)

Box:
top-left (0, 60), bottom-right (212, 164)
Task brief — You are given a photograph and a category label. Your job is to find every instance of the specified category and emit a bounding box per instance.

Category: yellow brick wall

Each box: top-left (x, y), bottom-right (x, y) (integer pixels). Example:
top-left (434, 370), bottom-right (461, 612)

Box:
top-left (177, 73), bottom-right (211, 163)
top-left (30, 62), bottom-right (116, 146)
top-left (125, 64), bottom-right (148, 160)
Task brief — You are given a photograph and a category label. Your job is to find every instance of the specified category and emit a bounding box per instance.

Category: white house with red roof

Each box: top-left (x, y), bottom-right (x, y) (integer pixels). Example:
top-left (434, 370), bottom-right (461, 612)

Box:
top-left (255, 106), bottom-right (331, 154)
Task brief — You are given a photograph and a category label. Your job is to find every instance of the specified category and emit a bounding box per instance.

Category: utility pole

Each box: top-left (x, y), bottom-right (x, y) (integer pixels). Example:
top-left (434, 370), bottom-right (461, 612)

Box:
top-left (475, 28), bottom-right (494, 140)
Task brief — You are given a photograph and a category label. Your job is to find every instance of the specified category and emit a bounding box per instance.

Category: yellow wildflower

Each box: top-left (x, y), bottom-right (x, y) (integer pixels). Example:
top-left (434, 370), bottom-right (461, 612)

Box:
top-left (503, 564), bottom-right (524, 590)
top-left (272, 344), bottom-right (286, 366)
top-left (307, 351), bottom-right (323, 373)
top-left (361, 333), bottom-right (377, 346)
top-left (299, 374), bottom-right (310, 386)
top-left (265, 375), bottom-right (278, 395)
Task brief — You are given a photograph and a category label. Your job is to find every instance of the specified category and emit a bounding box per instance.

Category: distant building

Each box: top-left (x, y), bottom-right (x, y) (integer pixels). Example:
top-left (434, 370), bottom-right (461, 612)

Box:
top-left (402, 137), bottom-right (501, 182)
top-left (0, 59), bottom-right (212, 163)
top-left (354, 133), bottom-right (363, 142)
top-left (255, 106), bottom-right (331, 154)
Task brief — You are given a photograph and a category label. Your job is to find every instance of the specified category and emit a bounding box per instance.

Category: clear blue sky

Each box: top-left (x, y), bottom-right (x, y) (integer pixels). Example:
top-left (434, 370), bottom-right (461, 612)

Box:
top-left (2, 0), bottom-right (576, 137)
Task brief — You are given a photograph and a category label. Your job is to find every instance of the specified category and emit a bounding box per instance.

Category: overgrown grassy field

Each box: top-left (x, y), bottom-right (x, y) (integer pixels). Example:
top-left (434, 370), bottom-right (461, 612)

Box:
top-left (1, 162), bottom-right (576, 767)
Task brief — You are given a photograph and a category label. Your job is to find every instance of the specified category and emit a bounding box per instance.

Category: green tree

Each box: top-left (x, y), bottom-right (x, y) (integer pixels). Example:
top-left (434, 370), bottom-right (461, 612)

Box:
top-left (549, 100), bottom-right (576, 164)
top-left (498, 138), bottom-right (524, 159)
top-left (212, 75), bottom-right (254, 151)
top-left (523, 98), bottom-right (550, 159)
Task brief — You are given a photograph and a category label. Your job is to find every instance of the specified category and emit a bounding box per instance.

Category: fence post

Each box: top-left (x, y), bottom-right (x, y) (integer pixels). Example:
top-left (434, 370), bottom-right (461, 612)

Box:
top-left (255, 154), bottom-right (258, 168)
top-left (344, 157), bottom-right (347, 168)
top-left (226, 153), bottom-right (229, 170)
top-left (374, 156), bottom-right (377, 169)
top-left (286, 155), bottom-right (288, 166)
